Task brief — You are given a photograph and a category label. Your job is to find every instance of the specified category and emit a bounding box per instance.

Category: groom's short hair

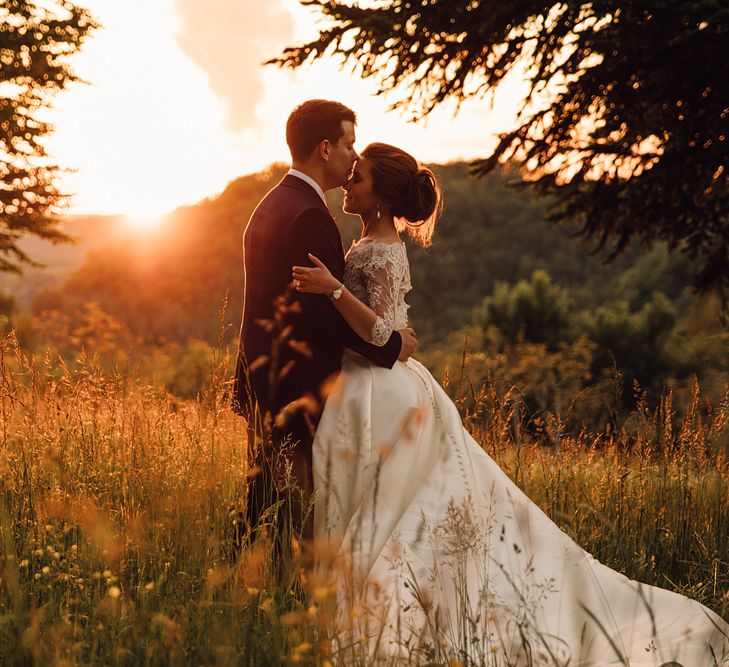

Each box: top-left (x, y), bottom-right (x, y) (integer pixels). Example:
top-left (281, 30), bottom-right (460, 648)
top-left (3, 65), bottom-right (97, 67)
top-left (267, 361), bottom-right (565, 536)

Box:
top-left (286, 100), bottom-right (356, 161)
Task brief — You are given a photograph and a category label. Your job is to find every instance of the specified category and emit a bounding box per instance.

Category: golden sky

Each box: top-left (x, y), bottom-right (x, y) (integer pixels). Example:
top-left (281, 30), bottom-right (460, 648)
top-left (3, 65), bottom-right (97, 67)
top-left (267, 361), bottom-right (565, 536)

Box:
top-left (43, 0), bottom-right (528, 220)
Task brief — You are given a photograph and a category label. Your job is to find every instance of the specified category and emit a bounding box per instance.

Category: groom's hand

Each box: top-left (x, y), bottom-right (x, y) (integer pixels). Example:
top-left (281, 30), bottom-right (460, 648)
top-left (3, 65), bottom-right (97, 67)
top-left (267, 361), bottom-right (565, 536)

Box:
top-left (397, 328), bottom-right (417, 361)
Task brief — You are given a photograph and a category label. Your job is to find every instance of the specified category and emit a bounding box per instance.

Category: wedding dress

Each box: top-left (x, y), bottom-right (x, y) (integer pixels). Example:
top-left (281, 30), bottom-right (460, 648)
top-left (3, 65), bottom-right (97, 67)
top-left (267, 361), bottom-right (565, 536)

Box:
top-left (312, 239), bottom-right (729, 666)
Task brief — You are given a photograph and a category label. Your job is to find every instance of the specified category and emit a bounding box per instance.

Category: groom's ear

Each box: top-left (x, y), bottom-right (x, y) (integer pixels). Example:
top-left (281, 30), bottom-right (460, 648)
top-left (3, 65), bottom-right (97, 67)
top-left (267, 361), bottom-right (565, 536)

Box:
top-left (318, 139), bottom-right (331, 162)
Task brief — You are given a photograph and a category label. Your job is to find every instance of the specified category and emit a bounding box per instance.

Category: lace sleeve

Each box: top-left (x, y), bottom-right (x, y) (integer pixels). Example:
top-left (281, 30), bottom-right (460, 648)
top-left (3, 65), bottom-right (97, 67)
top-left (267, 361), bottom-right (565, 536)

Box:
top-left (365, 251), bottom-right (404, 346)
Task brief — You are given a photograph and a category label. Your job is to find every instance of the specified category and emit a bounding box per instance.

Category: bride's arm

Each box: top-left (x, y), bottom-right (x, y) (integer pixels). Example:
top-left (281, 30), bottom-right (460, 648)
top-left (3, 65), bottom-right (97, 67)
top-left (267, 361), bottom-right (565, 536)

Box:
top-left (292, 253), bottom-right (386, 345)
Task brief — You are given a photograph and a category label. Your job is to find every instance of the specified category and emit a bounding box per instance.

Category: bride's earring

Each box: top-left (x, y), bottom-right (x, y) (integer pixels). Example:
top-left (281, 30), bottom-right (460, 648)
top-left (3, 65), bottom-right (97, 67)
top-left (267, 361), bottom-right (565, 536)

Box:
top-left (376, 203), bottom-right (381, 220)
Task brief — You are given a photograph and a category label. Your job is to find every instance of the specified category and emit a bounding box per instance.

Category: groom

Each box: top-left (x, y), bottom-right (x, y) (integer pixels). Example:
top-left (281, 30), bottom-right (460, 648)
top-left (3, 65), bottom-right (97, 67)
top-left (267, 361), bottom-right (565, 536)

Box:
top-left (232, 99), bottom-right (416, 544)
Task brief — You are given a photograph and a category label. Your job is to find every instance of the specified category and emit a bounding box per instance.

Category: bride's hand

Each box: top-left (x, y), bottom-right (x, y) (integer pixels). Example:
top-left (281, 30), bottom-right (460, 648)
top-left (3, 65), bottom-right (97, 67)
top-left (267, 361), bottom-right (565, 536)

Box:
top-left (292, 253), bottom-right (341, 294)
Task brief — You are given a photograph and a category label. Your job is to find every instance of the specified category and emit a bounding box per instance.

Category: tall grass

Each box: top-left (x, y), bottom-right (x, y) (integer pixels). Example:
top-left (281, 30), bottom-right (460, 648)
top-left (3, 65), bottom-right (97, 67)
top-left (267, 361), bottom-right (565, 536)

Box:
top-left (0, 331), bottom-right (727, 664)
top-left (0, 333), bottom-right (316, 665)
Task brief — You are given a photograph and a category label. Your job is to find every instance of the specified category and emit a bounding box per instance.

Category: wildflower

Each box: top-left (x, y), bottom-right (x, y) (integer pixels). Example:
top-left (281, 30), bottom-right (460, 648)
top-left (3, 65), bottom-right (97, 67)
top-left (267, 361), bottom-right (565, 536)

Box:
top-left (144, 581), bottom-right (155, 591)
top-left (102, 569), bottom-right (112, 578)
top-left (41, 566), bottom-right (51, 575)
top-left (19, 559), bottom-right (29, 568)
top-left (307, 604), bottom-right (318, 618)
top-left (107, 586), bottom-right (121, 599)
top-left (313, 586), bottom-right (329, 601)
top-left (281, 611), bottom-right (303, 626)
top-left (33, 549), bottom-right (43, 557)
top-left (34, 573), bottom-right (41, 581)
top-left (291, 641), bottom-right (312, 663)
top-left (259, 597), bottom-right (273, 613)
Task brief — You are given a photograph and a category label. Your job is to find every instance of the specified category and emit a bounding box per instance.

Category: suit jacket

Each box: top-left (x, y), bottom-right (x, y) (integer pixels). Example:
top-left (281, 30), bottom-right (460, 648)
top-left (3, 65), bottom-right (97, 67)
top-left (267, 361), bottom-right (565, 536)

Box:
top-left (232, 174), bottom-right (402, 424)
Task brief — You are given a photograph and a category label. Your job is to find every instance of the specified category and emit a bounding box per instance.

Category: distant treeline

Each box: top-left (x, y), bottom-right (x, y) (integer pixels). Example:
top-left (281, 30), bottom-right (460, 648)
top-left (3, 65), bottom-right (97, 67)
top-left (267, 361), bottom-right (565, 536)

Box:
top-left (4, 161), bottom-right (728, 425)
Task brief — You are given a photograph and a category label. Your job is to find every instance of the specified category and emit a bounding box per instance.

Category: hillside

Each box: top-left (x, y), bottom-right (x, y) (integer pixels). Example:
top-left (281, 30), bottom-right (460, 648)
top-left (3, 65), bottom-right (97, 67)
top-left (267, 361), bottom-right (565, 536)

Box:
top-left (7, 161), bottom-right (727, 415)
top-left (1, 215), bottom-right (126, 307)
top-left (20, 162), bottom-right (652, 341)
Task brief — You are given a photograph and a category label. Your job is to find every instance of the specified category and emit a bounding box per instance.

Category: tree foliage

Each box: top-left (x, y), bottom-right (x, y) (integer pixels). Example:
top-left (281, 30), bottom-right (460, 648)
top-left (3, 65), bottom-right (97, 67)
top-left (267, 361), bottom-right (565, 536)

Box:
top-left (16, 160), bottom-right (729, 413)
top-left (579, 291), bottom-right (677, 390)
top-left (0, 0), bottom-right (96, 272)
top-left (273, 0), bottom-right (729, 301)
top-left (478, 270), bottom-right (575, 351)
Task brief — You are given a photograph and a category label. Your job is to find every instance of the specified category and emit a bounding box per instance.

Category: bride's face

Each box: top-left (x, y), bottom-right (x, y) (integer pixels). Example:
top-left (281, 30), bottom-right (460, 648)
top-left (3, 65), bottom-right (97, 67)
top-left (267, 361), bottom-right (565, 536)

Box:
top-left (343, 158), bottom-right (379, 217)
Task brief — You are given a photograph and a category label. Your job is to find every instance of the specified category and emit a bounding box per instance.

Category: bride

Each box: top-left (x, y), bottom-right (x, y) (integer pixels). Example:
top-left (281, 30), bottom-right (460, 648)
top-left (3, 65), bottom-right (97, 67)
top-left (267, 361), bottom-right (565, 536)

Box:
top-left (292, 143), bottom-right (729, 665)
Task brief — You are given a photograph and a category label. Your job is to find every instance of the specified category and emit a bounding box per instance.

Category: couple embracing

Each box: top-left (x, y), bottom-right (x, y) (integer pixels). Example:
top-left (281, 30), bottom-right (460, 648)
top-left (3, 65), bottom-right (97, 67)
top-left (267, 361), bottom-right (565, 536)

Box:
top-left (233, 100), bottom-right (728, 664)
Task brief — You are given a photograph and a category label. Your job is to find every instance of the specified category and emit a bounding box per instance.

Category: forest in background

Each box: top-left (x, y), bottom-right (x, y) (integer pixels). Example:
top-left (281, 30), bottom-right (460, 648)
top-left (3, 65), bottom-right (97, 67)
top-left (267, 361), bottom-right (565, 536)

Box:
top-left (3, 161), bottom-right (728, 434)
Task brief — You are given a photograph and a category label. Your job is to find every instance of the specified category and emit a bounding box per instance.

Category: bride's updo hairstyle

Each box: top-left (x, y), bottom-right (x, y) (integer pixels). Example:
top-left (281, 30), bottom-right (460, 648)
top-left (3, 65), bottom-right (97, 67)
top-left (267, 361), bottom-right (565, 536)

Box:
top-left (361, 143), bottom-right (443, 248)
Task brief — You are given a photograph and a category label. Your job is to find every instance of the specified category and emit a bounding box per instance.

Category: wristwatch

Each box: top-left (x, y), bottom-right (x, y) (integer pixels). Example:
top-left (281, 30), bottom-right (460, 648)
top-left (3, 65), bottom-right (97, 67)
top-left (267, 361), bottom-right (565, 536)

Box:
top-left (330, 282), bottom-right (345, 300)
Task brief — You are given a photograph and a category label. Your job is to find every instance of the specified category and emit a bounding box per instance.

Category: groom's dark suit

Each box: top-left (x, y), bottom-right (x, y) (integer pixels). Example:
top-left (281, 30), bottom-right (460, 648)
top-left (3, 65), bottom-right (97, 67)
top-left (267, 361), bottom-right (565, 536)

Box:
top-left (233, 173), bottom-right (402, 538)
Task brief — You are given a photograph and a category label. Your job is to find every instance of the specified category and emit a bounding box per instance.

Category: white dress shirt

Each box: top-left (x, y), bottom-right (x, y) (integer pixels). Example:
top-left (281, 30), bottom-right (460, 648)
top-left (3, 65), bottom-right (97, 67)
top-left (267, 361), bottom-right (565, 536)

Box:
top-left (287, 168), bottom-right (327, 205)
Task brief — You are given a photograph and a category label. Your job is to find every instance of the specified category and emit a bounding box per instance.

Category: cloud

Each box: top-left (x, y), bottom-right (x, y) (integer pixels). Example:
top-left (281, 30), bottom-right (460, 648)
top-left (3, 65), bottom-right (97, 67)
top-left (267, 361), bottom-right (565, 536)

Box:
top-left (174, 0), bottom-right (295, 133)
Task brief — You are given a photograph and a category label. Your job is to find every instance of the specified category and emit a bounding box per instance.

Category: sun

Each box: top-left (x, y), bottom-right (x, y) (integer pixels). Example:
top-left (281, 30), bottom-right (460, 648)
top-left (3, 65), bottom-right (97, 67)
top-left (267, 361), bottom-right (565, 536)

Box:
top-left (125, 211), bottom-right (165, 231)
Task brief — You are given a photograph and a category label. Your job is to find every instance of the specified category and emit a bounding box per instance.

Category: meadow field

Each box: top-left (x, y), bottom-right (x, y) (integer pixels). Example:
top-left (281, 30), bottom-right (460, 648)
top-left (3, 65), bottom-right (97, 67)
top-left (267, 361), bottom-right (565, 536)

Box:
top-left (2, 0), bottom-right (728, 663)
top-left (0, 331), bottom-right (727, 665)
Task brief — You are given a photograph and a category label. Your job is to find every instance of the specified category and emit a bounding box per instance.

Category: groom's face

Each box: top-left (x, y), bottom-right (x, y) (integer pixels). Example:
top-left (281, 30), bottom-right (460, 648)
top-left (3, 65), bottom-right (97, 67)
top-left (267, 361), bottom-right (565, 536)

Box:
top-left (325, 121), bottom-right (358, 188)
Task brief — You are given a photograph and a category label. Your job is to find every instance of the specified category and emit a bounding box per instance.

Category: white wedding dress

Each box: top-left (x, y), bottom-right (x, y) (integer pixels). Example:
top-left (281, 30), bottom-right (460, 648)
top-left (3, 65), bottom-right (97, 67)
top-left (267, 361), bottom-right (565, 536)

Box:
top-left (312, 239), bottom-right (729, 666)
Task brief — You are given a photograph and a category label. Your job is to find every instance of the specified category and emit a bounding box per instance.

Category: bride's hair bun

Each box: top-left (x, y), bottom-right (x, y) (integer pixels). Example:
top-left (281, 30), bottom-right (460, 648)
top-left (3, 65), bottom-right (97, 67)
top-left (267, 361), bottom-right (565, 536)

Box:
top-left (361, 143), bottom-right (443, 247)
top-left (399, 168), bottom-right (439, 225)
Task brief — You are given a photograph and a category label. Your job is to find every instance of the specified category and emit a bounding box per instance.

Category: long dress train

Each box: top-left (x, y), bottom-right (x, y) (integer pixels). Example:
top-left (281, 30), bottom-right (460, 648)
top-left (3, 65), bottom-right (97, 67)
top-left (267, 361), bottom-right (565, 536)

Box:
top-left (312, 239), bottom-right (729, 666)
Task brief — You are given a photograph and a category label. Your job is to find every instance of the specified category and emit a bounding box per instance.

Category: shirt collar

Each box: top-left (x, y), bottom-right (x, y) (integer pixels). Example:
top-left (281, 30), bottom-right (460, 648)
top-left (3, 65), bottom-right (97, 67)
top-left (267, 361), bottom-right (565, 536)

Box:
top-left (287, 168), bottom-right (327, 205)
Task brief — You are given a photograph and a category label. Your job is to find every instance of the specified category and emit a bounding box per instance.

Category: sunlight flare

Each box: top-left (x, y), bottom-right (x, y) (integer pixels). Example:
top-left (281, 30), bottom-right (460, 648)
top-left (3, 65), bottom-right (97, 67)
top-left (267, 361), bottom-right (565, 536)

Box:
top-left (124, 212), bottom-right (165, 231)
